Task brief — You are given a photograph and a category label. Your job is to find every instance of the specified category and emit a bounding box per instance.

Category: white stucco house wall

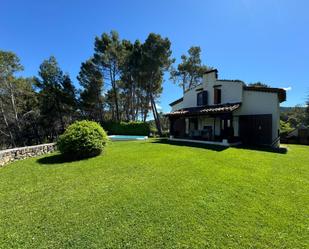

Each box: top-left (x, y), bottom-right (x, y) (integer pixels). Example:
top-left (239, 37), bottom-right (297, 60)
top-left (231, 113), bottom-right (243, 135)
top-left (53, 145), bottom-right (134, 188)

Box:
top-left (166, 69), bottom-right (286, 147)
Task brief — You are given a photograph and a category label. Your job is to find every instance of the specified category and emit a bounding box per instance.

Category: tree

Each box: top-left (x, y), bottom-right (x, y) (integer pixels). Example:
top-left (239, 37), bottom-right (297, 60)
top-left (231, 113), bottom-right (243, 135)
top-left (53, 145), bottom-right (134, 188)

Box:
top-left (93, 31), bottom-right (124, 121)
top-left (280, 105), bottom-right (307, 129)
top-left (35, 56), bottom-right (77, 139)
top-left (141, 33), bottom-right (173, 135)
top-left (11, 77), bottom-right (41, 146)
top-left (170, 46), bottom-right (209, 93)
top-left (248, 82), bottom-right (270, 88)
top-left (0, 51), bottom-right (23, 146)
top-left (280, 120), bottom-right (293, 135)
top-left (0, 51), bottom-right (40, 148)
top-left (120, 39), bottom-right (148, 121)
top-left (77, 59), bottom-right (104, 122)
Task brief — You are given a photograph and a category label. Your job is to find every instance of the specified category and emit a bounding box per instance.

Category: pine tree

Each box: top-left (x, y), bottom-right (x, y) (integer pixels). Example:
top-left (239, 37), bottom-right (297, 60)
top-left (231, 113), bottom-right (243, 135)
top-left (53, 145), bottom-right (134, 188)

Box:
top-left (35, 56), bottom-right (77, 139)
top-left (170, 46), bottom-right (209, 93)
top-left (93, 31), bottom-right (124, 121)
top-left (78, 59), bottom-right (104, 123)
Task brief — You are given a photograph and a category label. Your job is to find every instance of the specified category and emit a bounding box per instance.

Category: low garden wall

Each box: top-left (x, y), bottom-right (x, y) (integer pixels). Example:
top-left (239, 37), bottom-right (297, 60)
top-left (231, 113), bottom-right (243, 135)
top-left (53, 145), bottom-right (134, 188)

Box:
top-left (0, 143), bottom-right (56, 167)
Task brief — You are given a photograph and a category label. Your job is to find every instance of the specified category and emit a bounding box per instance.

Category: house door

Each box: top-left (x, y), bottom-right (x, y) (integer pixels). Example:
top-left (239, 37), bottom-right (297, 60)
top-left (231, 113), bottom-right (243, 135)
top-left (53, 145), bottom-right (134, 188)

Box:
top-left (239, 115), bottom-right (272, 146)
top-left (171, 118), bottom-right (186, 137)
top-left (220, 117), bottom-right (233, 139)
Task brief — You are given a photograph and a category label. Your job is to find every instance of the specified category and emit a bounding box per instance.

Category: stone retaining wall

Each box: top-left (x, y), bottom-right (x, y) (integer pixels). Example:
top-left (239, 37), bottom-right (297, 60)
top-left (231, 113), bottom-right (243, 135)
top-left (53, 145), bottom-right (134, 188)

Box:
top-left (0, 143), bottom-right (56, 167)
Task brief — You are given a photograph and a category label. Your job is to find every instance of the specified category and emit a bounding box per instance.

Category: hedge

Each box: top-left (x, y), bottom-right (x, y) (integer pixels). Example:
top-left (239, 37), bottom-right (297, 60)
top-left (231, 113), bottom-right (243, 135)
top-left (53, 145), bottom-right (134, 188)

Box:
top-left (102, 121), bottom-right (150, 136)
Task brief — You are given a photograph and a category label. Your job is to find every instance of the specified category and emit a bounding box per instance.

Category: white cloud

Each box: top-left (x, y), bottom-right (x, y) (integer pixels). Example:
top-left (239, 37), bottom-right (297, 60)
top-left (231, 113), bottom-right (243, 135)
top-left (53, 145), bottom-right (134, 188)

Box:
top-left (283, 86), bottom-right (292, 91)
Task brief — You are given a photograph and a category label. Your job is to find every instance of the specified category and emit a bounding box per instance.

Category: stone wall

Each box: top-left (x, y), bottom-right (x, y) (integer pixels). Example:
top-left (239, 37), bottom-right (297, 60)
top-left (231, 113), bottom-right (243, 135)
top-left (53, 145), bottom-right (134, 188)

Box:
top-left (0, 143), bottom-right (56, 167)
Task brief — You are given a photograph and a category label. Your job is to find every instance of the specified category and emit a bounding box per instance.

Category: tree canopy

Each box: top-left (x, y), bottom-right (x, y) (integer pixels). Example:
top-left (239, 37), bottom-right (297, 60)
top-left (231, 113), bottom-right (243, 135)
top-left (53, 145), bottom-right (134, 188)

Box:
top-left (35, 56), bottom-right (77, 139)
top-left (0, 51), bottom-right (38, 147)
top-left (170, 46), bottom-right (209, 93)
top-left (248, 82), bottom-right (270, 88)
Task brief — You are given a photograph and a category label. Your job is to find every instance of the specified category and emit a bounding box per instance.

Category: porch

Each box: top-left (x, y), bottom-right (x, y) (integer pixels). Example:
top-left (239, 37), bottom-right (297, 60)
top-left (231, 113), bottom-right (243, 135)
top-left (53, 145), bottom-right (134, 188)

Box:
top-left (168, 115), bottom-right (239, 142)
top-left (166, 103), bottom-right (242, 145)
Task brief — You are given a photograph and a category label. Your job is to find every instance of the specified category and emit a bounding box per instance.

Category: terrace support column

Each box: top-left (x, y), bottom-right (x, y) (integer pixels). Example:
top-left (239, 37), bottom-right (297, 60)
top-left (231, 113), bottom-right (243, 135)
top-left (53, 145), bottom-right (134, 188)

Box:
top-left (213, 117), bottom-right (216, 140)
top-left (169, 118), bottom-right (174, 137)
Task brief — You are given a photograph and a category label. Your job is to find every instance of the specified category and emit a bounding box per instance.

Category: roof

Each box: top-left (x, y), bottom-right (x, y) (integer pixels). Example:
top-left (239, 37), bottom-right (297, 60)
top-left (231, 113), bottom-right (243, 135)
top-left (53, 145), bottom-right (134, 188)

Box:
top-left (204, 69), bottom-right (218, 75)
top-left (244, 86), bottom-right (286, 103)
top-left (218, 79), bottom-right (245, 84)
top-left (169, 97), bottom-right (183, 106)
top-left (165, 102), bottom-right (241, 117)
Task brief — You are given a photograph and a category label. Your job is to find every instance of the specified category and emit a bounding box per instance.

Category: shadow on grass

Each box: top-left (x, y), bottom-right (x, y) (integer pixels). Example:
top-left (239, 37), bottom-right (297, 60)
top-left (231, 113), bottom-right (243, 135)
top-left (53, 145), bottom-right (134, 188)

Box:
top-left (37, 153), bottom-right (91, 165)
top-left (152, 138), bottom-right (288, 154)
top-left (234, 145), bottom-right (288, 154)
top-left (151, 138), bottom-right (228, 152)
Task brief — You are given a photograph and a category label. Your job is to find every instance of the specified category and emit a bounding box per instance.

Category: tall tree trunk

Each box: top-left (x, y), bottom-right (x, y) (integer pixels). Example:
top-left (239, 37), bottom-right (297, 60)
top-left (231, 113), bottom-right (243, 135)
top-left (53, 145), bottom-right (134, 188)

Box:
top-left (150, 93), bottom-right (162, 136)
top-left (135, 96), bottom-right (140, 121)
top-left (8, 82), bottom-right (21, 133)
top-left (110, 68), bottom-right (120, 122)
top-left (55, 97), bottom-right (65, 133)
top-left (143, 109), bottom-right (148, 122)
top-left (97, 92), bottom-right (104, 124)
top-left (0, 99), bottom-right (15, 147)
top-left (131, 83), bottom-right (135, 121)
top-left (113, 85), bottom-right (120, 121)
top-left (5, 81), bottom-right (24, 145)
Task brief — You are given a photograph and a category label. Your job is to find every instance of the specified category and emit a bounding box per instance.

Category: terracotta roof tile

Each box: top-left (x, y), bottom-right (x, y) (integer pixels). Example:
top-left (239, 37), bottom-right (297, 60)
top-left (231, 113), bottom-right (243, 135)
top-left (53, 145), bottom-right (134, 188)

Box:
top-left (166, 102), bottom-right (241, 117)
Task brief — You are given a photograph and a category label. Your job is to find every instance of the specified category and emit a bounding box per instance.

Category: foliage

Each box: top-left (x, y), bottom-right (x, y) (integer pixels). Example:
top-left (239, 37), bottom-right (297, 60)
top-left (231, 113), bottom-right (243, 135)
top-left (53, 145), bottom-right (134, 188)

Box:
top-left (1, 31), bottom-right (174, 149)
top-left (0, 51), bottom-right (40, 148)
top-left (35, 56), bottom-right (77, 139)
top-left (57, 120), bottom-right (108, 158)
top-left (89, 31), bottom-right (173, 127)
top-left (280, 120), bottom-right (294, 135)
top-left (170, 46), bottom-right (209, 93)
top-left (102, 121), bottom-right (150, 136)
top-left (280, 105), bottom-right (307, 129)
top-left (93, 31), bottom-right (123, 121)
top-left (1, 141), bottom-right (308, 248)
top-left (248, 82), bottom-right (270, 88)
top-left (141, 33), bottom-right (173, 135)
top-left (118, 40), bottom-right (147, 121)
top-left (77, 59), bottom-right (104, 123)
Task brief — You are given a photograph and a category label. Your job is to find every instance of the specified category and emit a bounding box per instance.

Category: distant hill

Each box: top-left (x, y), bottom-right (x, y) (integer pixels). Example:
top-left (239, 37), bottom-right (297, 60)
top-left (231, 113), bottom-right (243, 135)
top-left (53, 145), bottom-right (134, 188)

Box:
top-left (280, 106), bottom-right (306, 113)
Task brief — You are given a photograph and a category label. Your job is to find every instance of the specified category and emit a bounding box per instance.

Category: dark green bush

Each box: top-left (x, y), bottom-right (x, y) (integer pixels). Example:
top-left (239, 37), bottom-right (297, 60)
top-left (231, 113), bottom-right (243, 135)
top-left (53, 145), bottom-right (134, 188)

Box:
top-left (57, 120), bottom-right (108, 159)
top-left (102, 121), bottom-right (150, 136)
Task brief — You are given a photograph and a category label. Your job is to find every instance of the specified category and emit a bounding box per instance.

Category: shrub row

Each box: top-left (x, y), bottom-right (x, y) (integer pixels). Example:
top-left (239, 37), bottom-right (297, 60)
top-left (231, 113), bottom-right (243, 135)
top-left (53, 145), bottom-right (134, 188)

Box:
top-left (102, 121), bottom-right (150, 136)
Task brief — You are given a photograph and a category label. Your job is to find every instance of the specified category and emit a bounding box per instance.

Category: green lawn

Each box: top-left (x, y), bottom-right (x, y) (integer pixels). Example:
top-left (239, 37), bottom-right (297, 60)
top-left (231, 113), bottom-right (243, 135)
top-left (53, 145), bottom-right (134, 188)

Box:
top-left (0, 140), bottom-right (308, 249)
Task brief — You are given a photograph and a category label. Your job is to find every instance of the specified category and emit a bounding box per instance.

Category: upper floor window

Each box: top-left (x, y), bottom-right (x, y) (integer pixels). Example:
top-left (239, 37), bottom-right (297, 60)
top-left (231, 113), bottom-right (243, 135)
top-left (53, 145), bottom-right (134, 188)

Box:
top-left (197, 91), bottom-right (208, 106)
top-left (214, 88), bottom-right (221, 104)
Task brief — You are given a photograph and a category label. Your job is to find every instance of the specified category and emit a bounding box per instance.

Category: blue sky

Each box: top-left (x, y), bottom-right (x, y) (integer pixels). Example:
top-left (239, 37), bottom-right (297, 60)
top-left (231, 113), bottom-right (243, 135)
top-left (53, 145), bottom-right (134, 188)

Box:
top-left (1, 0), bottom-right (308, 113)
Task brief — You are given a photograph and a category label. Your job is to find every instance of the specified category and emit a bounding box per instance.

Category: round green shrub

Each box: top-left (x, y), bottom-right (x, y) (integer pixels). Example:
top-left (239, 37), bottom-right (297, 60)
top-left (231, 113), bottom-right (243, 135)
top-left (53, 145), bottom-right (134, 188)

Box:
top-left (57, 120), bottom-right (108, 159)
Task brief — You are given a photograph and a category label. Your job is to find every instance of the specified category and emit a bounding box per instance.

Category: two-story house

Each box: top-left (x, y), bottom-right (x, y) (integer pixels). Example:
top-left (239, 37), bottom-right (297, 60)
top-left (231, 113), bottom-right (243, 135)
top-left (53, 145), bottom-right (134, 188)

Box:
top-left (166, 69), bottom-right (286, 147)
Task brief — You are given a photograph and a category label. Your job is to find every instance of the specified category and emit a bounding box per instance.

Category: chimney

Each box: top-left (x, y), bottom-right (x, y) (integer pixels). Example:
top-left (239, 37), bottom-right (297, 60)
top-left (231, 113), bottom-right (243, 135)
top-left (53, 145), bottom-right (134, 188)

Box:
top-left (204, 69), bottom-right (218, 83)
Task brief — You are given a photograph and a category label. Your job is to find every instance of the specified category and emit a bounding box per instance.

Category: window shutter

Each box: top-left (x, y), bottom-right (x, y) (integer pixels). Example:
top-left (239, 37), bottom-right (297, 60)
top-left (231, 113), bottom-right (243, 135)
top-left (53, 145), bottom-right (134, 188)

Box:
top-left (214, 89), bottom-right (221, 104)
top-left (214, 89), bottom-right (218, 104)
top-left (202, 91), bottom-right (208, 105)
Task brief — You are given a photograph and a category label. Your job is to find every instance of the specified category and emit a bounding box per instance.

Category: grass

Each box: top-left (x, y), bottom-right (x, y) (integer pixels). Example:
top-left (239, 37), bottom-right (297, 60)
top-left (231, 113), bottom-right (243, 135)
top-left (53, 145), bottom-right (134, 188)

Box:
top-left (0, 139), bottom-right (308, 248)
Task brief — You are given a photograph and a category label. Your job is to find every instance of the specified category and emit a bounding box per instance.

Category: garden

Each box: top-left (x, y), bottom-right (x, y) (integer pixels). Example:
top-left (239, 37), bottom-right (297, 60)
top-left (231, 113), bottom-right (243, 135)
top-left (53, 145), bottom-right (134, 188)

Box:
top-left (0, 122), bottom-right (308, 248)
